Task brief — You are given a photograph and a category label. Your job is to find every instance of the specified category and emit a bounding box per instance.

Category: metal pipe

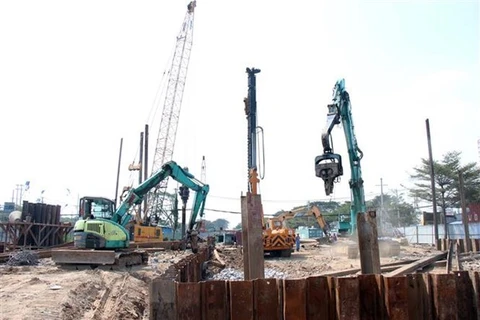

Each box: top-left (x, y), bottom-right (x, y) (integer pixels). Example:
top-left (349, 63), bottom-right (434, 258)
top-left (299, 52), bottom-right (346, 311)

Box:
top-left (114, 138), bottom-right (123, 207)
top-left (144, 124), bottom-right (149, 223)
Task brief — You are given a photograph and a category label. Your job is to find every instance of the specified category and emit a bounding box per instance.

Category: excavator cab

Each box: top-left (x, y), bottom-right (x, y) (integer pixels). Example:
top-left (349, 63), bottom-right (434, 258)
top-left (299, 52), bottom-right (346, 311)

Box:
top-left (79, 197), bottom-right (115, 220)
top-left (315, 153), bottom-right (343, 196)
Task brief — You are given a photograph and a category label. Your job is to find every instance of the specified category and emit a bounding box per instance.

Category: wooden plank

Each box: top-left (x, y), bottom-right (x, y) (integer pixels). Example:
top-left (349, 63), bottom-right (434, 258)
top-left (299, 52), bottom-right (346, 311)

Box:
top-left (306, 276), bottom-right (330, 319)
top-left (456, 243), bottom-right (463, 271)
top-left (319, 260), bottom-right (416, 277)
top-left (384, 276), bottom-right (409, 320)
top-left (407, 274), bottom-right (433, 320)
top-left (229, 281), bottom-right (254, 320)
top-left (446, 240), bottom-right (455, 273)
top-left (385, 252), bottom-right (447, 277)
top-left (201, 281), bottom-right (227, 320)
top-left (454, 271), bottom-right (477, 320)
top-left (283, 278), bottom-right (307, 320)
top-left (458, 239), bottom-right (465, 253)
top-left (149, 279), bottom-right (176, 320)
top-left (253, 278), bottom-right (278, 320)
top-left (358, 274), bottom-right (384, 319)
top-left (335, 277), bottom-right (360, 320)
top-left (176, 282), bottom-right (201, 319)
top-left (431, 274), bottom-right (458, 320)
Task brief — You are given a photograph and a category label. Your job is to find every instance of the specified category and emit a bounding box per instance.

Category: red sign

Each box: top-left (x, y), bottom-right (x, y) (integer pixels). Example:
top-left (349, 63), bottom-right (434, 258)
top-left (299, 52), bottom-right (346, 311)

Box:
top-left (468, 203), bottom-right (480, 222)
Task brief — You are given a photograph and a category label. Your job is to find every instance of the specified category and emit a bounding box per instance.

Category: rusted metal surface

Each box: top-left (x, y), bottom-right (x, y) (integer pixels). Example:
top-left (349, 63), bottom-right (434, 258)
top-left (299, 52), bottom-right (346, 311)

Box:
top-left (384, 276), bottom-right (409, 320)
top-left (283, 278), bottom-right (307, 319)
top-left (432, 273), bottom-right (459, 320)
top-left (358, 274), bottom-right (385, 319)
top-left (0, 221), bottom-right (73, 252)
top-left (406, 274), bottom-right (433, 320)
top-left (253, 278), bottom-right (279, 320)
top-left (385, 252), bottom-right (447, 277)
top-left (335, 277), bottom-right (360, 320)
top-left (201, 281), bottom-right (227, 320)
top-left (241, 193), bottom-right (265, 280)
top-left (150, 279), bottom-right (176, 320)
top-left (454, 271), bottom-right (477, 320)
top-left (229, 280), bottom-right (254, 320)
top-left (150, 254), bottom-right (480, 320)
top-left (306, 276), bottom-right (331, 319)
top-left (176, 282), bottom-right (201, 319)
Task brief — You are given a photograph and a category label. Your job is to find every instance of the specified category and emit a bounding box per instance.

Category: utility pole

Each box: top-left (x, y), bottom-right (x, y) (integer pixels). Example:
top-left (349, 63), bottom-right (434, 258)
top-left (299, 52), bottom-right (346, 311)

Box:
top-left (376, 178), bottom-right (388, 233)
top-left (393, 189), bottom-right (401, 226)
top-left (426, 119), bottom-right (440, 249)
top-left (459, 171), bottom-right (471, 251)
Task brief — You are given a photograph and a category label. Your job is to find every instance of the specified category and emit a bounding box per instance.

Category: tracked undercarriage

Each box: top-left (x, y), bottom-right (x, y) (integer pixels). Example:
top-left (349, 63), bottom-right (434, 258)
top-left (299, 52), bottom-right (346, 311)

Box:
top-left (51, 248), bottom-right (149, 271)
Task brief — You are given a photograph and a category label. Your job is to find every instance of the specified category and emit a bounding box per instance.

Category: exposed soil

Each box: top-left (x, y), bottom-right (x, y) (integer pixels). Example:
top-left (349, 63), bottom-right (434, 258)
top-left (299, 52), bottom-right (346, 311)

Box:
top-left (0, 250), bottom-right (189, 320)
top-left (213, 238), bottom-right (475, 278)
top-left (1, 239), bottom-right (478, 319)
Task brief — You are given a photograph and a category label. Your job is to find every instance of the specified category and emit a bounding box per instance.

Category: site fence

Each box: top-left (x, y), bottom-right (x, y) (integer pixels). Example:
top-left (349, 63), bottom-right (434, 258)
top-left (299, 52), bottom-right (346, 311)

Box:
top-left (398, 222), bottom-right (480, 245)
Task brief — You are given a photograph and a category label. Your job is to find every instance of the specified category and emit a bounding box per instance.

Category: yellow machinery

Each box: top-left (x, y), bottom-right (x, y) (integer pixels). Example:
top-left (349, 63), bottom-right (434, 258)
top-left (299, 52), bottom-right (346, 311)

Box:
top-left (275, 205), bottom-right (332, 239)
top-left (132, 224), bottom-right (163, 242)
top-left (262, 205), bottom-right (331, 258)
top-left (263, 215), bottom-right (296, 257)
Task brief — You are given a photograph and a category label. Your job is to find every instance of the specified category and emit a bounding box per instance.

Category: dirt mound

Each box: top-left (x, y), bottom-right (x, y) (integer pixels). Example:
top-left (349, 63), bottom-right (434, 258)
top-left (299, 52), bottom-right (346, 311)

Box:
top-left (61, 269), bottom-right (148, 320)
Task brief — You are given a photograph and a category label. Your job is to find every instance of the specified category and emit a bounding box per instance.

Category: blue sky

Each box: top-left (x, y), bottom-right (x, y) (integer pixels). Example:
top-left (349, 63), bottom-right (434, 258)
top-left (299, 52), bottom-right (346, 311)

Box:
top-left (0, 0), bottom-right (478, 227)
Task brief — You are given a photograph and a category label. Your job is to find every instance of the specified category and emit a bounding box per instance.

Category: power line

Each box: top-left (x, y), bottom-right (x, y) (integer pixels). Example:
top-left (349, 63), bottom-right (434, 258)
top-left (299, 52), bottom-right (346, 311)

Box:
top-left (207, 192), bottom-right (381, 203)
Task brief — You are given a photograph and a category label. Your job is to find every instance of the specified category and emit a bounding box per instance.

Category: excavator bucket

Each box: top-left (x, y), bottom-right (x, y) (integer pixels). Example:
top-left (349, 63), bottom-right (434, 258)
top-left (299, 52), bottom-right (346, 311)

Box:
top-left (51, 249), bottom-right (116, 265)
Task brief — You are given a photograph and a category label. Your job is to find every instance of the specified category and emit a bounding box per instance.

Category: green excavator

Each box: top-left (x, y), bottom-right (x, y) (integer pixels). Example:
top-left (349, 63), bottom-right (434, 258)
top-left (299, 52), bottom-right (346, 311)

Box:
top-left (51, 160), bottom-right (209, 268)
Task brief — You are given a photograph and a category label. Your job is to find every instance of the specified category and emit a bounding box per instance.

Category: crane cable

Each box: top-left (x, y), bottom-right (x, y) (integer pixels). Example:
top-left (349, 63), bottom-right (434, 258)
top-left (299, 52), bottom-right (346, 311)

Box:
top-left (121, 11), bottom-right (181, 190)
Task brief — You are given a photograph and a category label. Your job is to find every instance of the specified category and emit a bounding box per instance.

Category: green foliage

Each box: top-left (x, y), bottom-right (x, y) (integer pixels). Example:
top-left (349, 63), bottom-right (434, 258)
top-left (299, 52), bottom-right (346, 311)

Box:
top-left (273, 200), bottom-right (353, 229)
top-left (409, 151), bottom-right (480, 214)
top-left (366, 193), bottom-right (418, 227)
top-left (204, 218), bottom-right (230, 231)
top-left (234, 223), bottom-right (242, 230)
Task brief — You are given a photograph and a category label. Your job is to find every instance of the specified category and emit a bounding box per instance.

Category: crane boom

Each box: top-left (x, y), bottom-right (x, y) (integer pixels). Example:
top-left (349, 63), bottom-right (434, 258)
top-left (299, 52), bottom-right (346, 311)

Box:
top-left (148, 1), bottom-right (197, 225)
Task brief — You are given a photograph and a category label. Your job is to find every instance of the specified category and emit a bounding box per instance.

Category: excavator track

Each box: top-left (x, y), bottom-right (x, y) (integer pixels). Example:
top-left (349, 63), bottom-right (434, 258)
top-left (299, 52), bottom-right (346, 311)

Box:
top-left (51, 249), bottom-right (149, 271)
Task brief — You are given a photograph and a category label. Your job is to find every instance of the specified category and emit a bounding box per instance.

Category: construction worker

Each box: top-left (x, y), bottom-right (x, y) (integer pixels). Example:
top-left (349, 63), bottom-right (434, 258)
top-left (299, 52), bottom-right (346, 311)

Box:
top-left (295, 234), bottom-right (301, 252)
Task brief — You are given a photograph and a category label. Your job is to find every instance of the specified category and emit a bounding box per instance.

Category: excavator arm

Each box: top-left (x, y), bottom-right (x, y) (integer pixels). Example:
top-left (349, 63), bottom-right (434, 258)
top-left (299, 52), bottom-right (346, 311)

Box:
top-left (315, 79), bottom-right (366, 232)
top-left (113, 161), bottom-right (209, 236)
top-left (277, 205), bottom-right (331, 238)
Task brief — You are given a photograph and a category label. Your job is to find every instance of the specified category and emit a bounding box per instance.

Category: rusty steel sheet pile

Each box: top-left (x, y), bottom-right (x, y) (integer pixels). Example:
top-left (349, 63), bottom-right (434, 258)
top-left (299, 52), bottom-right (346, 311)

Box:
top-left (150, 271), bottom-right (480, 320)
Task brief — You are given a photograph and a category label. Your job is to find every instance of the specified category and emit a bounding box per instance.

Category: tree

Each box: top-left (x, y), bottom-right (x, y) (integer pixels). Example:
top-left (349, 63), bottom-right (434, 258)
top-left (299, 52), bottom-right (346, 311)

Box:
top-left (234, 223), bottom-right (242, 230)
top-left (204, 218), bottom-right (230, 231)
top-left (366, 194), bottom-right (418, 228)
top-left (272, 201), bottom-right (349, 228)
top-left (410, 151), bottom-right (480, 221)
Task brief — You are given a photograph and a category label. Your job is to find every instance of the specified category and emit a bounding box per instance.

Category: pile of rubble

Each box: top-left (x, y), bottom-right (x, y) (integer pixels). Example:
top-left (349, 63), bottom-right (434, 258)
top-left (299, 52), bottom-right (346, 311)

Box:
top-left (6, 250), bottom-right (39, 266)
top-left (209, 267), bottom-right (287, 280)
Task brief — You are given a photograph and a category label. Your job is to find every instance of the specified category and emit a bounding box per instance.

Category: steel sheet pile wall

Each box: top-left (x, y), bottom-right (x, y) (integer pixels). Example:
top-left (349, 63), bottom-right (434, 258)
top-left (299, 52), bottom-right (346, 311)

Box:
top-left (150, 271), bottom-right (480, 320)
top-left (20, 201), bottom-right (62, 246)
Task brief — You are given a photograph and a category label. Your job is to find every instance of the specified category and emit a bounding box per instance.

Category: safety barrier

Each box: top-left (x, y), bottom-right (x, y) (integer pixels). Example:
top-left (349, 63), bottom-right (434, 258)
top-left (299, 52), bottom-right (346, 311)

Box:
top-left (149, 271), bottom-right (480, 320)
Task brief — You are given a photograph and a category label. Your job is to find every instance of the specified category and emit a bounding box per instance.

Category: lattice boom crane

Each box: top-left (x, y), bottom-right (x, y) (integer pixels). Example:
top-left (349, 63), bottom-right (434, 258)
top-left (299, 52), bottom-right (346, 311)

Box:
top-left (148, 1), bottom-right (197, 224)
